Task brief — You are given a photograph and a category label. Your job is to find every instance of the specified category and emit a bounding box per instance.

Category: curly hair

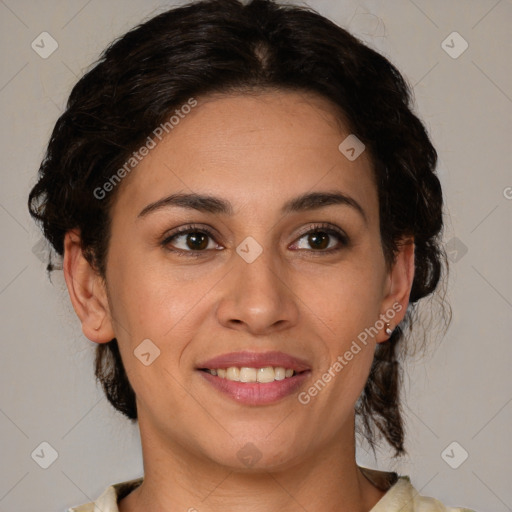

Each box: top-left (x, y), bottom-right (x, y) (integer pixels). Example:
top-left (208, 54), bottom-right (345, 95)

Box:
top-left (28, 0), bottom-right (449, 457)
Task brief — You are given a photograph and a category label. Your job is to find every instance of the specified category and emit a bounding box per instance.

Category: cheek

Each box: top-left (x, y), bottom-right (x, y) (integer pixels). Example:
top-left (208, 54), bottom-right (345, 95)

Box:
top-left (107, 247), bottom-right (200, 339)
top-left (302, 261), bottom-right (384, 331)
top-left (105, 252), bottom-right (221, 392)
top-left (107, 259), bottom-right (206, 405)
top-left (297, 259), bottom-right (383, 392)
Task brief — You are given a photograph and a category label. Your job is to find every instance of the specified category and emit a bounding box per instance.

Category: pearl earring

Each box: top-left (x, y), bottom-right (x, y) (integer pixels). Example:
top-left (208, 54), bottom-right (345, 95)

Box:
top-left (385, 323), bottom-right (393, 336)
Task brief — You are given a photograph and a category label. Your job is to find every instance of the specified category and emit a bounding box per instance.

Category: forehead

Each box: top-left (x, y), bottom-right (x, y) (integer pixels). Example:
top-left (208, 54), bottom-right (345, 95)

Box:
top-left (112, 90), bottom-right (378, 224)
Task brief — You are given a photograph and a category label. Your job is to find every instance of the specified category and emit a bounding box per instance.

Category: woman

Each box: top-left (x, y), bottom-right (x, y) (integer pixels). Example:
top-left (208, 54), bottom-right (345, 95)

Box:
top-left (28, 0), bottom-right (476, 510)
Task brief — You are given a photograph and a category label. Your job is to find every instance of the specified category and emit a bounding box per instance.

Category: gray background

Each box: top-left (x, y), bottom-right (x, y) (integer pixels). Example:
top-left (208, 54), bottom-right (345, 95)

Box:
top-left (0, 0), bottom-right (511, 511)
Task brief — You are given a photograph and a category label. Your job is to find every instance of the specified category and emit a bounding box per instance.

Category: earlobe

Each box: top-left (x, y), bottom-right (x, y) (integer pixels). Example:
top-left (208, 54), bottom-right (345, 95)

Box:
top-left (376, 238), bottom-right (415, 343)
top-left (63, 229), bottom-right (115, 344)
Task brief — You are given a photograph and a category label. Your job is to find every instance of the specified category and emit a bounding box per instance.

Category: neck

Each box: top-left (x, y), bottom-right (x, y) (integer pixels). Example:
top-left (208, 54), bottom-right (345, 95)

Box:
top-left (119, 415), bottom-right (385, 512)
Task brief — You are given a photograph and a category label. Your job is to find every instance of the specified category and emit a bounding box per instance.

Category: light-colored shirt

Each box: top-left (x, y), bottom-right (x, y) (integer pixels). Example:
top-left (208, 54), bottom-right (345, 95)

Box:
top-left (67, 465), bottom-right (476, 512)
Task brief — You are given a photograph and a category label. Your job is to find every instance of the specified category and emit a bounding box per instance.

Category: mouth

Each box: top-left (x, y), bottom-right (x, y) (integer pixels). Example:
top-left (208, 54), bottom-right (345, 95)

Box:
top-left (196, 351), bottom-right (312, 405)
top-left (198, 366), bottom-right (304, 382)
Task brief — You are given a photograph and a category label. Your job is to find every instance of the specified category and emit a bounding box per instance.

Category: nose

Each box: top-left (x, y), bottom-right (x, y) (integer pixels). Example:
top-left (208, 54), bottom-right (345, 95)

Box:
top-left (215, 248), bottom-right (300, 336)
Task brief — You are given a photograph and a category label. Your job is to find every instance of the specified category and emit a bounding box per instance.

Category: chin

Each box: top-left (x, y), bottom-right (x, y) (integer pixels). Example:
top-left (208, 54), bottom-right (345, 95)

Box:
top-left (204, 437), bottom-right (304, 473)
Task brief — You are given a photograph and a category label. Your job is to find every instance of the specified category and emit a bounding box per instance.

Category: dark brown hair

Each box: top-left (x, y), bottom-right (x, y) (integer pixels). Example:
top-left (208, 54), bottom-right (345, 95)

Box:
top-left (28, 0), bottom-right (449, 457)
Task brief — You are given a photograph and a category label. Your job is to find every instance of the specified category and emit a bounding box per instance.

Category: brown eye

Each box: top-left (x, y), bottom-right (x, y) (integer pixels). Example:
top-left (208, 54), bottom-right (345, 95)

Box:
top-left (161, 225), bottom-right (220, 255)
top-left (182, 232), bottom-right (210, 250)
top-left (292, 225), bottom-right (349, 253)
top-left (306, 231), bottom-right (331, 250)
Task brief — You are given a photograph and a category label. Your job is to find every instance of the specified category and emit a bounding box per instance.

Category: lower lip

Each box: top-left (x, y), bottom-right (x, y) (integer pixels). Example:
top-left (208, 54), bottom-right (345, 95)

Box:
top-left (197, 370), bottom-right (311, 405)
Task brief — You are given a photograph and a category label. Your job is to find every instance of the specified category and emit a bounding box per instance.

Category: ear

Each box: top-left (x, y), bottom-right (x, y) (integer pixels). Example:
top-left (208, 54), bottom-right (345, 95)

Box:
top-left (375, 237), bottom-right (415, 343)
top-left (63, 229), bottom-right (115, 344)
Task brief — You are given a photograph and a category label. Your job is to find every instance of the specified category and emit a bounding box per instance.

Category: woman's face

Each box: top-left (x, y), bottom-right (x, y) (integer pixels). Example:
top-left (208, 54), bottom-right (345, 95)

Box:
top-left (85, 91), bottom-right (412, 470)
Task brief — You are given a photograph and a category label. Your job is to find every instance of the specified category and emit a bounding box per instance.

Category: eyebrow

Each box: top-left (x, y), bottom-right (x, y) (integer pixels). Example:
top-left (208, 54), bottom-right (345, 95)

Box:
top-left (137, 191), bottom-right (367, 224)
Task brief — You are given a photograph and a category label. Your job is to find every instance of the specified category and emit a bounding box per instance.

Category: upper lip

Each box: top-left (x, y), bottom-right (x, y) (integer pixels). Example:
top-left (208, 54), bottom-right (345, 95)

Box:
top-left (197, 351), bottom-right (311, 372)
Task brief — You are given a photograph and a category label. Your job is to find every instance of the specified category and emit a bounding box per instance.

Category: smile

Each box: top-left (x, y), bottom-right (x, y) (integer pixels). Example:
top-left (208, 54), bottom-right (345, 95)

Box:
top-left (200, 366), bottom-right (296, 383)
top-left (196, 350), bottom-right (312, 405)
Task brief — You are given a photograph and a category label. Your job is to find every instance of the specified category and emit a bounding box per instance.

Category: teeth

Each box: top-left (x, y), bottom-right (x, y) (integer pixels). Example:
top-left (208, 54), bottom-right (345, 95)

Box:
top-left (274, 367), bottom-right (286, 380)
top-left (257, 367), bottom-right (275, 383)
top-left (226, 367), bottom-right (240, 381)
top-left (240, 367), bottom-right (257, 382)
top-left (206, 366), bottom-right (297, 382)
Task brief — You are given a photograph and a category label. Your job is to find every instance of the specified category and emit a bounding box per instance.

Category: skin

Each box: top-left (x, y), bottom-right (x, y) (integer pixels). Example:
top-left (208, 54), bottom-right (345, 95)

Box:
top-left (63, 90), bottom-right (414, 512)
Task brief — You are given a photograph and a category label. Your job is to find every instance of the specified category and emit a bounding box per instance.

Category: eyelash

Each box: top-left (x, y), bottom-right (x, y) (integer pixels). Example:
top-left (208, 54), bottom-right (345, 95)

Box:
top-left (161, 223), bottom-right (349, 257)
